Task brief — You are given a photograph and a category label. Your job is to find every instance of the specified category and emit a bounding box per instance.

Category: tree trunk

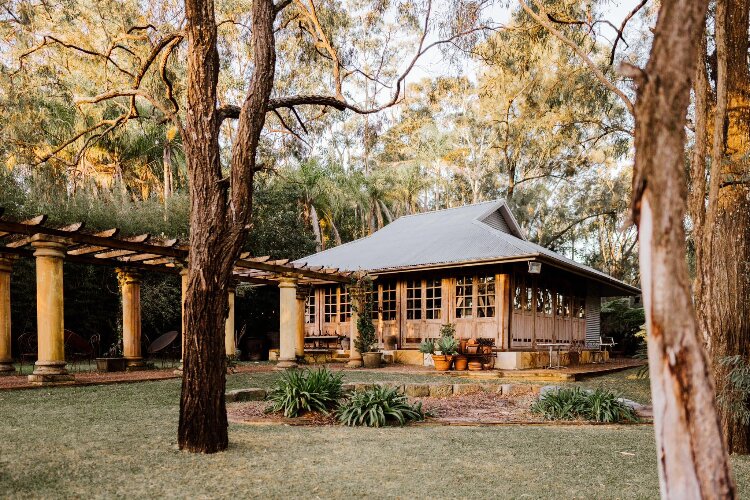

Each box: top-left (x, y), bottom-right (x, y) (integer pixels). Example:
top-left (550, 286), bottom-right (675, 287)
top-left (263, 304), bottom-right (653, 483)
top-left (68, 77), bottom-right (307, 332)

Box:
top-left (178, 0), bottom-right (276, 454)
top-left (630, 0), bottom-right (736, 496)
top-left (697, 0), bottom-right (750, 455)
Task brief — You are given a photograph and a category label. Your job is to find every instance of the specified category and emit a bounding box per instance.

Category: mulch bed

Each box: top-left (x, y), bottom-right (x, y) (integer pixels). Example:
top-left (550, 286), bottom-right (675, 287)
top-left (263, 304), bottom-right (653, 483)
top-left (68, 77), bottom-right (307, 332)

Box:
top-left (0, 368), bottom-right (179, 391)
top-left (227, 390), bottom-right (545, 426)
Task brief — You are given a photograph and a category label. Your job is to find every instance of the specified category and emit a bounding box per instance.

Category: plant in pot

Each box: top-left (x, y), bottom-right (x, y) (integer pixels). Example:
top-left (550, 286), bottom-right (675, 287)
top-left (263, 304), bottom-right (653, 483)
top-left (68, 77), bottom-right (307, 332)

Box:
top-left (433, 330), bottom-right (458, 371)
top-left (96, 337), bottom-right (127, 372)
top-left (419, 339), bottom-right (435, 367)
top-left (353, 280), bottom-right (381, 368)
top-left (466, 337), bottom-right (479, 354)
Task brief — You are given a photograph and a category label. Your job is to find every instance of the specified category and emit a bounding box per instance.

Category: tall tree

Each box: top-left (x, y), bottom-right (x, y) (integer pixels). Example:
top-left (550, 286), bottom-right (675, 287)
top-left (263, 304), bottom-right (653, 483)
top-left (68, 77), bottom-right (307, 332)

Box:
top-left (626, 0), bottom-right (736, 495)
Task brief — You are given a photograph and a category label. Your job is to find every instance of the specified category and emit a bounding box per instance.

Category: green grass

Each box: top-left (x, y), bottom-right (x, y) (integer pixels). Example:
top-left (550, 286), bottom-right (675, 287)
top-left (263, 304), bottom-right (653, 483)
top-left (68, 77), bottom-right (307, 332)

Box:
top-left (1, 368), bottom-right (748, 499)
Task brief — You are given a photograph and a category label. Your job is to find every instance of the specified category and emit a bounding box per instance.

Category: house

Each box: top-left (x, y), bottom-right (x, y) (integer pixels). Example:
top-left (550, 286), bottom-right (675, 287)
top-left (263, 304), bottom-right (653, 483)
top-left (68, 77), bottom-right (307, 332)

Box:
top-left (294, 200), bottom-right (639, 367)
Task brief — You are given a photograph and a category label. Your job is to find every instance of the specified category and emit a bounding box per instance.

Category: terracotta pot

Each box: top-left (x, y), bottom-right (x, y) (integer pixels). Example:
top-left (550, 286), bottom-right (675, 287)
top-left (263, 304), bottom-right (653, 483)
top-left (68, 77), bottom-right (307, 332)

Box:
top-left (453, 355), bottom-right (468, 371)
top-left (433, 354), bottom-right (453, 371)
top-left (362, 352), bottom-right (382, 369)
top-left (459, 339), bottom-right (468, 354)
top-left (466, 345), bottom-right (479, 355)
top-left (481, 345), bottom-right (492, 355)
top-left (482, 357), bottom-right (496, 370)
top-left (468, 360), bottom-right (483, 371)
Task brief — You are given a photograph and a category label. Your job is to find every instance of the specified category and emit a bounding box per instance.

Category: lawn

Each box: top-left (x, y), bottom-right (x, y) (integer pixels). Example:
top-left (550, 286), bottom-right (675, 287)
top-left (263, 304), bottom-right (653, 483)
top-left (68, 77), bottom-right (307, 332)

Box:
top-left (0, 368), bottom-right (748, 499)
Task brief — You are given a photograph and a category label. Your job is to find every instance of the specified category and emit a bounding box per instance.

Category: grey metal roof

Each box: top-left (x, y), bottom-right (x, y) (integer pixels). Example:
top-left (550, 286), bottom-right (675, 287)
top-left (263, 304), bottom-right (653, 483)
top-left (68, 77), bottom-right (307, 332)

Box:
top-left (295, 200), bottom-right (639, 295)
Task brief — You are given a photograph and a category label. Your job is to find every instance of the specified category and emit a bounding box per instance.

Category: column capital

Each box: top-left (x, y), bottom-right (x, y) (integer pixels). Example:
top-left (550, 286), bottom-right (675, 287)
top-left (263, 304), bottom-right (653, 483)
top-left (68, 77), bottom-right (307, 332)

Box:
top-left (0, 254), bottom-right (17, 273)
top-left (116, 268), bottom-right (142, 286)
top-left (30, 235), bottom-right (69, 259)
top-left (278, 276), bottom-right (298, 288)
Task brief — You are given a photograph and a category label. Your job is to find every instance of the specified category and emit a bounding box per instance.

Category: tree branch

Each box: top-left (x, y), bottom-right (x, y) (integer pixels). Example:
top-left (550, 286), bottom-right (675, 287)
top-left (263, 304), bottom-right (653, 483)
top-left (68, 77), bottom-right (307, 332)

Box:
top-left (519, 0), bottom-right (635, 116)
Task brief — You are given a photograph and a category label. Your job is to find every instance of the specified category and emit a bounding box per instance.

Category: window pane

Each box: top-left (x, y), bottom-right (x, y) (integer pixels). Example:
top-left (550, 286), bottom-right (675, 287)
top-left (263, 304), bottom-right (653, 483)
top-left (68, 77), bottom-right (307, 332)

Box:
top-left (324, 287), bottom-right (337, 323)
top-left (382, 282), bottom-right (397, 321)
top-left (305, 294), bottom-right (316, 324)
top-left (426, 279), bottom-right (442, 319)
top-left (477, 275), bottom-right (495, 318)
top-left (544, 289), bottom-right (553, 315)
top-left (339, 288), bottom-right (352, 322)
top-left (406, 280), bottom-right (422, 320)
top-left (456, 276), bottom-right (474, 318)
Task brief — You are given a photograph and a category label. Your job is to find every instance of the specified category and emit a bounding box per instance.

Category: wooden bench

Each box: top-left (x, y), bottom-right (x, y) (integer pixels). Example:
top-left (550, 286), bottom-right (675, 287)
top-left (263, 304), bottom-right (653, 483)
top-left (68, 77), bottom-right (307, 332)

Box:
top-left (304, 335), bottom-right (343, 350)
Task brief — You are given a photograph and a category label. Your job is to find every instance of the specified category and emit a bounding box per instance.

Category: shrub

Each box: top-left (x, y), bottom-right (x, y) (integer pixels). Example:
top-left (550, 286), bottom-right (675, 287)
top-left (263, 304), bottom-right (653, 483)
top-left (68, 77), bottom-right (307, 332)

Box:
top-left (437, 334), bottom-right (458, 356)
top-left (439, 323), bottom-right (456, 338)
top-left (418, 339), bottom-right (435, 354)
top-left (266, 367), bottom-right (344, 417)
top-left (531, 387), bottom-right (639, 423)
top-left (338, 386), bottom-right (427, 427)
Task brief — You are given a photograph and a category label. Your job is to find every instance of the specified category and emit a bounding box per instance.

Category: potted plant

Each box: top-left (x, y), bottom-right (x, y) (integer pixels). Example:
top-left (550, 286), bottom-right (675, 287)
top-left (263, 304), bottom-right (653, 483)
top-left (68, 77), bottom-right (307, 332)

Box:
top-left (353, 280), bottom-right (381, 368)
top-left (466, 337), bottom-right (479, 354)
top-left (419, 339), bottom-right (435, 367)
top-left (96, 339), bottom-right (127, 372)
top-left (453, 352), bottom-right (468, 371)
top-left (433, 326), bottom-right (458, 371)
top-left (477, 338), bottom-right (494, 355)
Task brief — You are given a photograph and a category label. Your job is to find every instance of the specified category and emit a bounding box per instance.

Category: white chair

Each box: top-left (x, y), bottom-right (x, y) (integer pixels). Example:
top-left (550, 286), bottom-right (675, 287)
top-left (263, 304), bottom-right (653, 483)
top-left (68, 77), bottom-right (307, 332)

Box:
top-left (599, 336), bottom-right (616, 361)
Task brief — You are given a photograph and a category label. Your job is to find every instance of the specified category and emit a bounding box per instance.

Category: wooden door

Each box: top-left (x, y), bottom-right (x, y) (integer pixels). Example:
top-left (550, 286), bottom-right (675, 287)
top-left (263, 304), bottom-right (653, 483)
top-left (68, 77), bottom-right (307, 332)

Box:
top-left (423, 278), bottom-right (445, 338)
top-left (304, 288), bottom-right (321, 336)
top-left (454, 275), bottom-right (475, 339)
top-left (380, 281), bottom-right (400, 344)
top-left (337, 286), bottom-right (351, 337)
top-left (475, 274), bottom-right (499, 341)
top-left (321, 286), bottom-right (338, 336)
top-left (510, 273), bottom-right (534, 348)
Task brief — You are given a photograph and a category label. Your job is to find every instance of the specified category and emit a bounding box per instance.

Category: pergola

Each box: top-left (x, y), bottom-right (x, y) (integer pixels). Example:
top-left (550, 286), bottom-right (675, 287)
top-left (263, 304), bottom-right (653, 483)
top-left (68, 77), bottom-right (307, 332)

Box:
top-left (0, 208), bottom-right (358, 384)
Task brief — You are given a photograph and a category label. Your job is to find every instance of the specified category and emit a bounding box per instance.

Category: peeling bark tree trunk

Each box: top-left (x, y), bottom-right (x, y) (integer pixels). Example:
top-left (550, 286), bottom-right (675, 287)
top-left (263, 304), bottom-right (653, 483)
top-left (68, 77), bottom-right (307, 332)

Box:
top-left (697, 0), bottom-right (750, 455)
top-left (178, 0), bottom-right (276, 453)
top-left (630, 0), bottom-right (736, 496)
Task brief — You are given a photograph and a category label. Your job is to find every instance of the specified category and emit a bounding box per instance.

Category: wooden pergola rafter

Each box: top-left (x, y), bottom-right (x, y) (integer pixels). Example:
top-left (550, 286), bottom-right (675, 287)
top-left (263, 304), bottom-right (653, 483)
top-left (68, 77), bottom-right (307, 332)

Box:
top-left (0, 208), bottom-right (353, 285)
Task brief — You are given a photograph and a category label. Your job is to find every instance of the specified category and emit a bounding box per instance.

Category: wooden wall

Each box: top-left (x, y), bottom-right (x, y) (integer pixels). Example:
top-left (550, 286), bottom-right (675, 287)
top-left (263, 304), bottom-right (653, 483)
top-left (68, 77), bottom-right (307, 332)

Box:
top-left (304, 264), bottom-right (594, 350)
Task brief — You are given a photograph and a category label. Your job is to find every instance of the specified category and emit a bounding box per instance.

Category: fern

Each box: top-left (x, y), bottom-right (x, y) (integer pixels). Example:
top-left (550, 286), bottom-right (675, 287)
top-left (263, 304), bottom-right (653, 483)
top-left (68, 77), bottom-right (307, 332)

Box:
top-left (531, 387), bottom-right (639, 423)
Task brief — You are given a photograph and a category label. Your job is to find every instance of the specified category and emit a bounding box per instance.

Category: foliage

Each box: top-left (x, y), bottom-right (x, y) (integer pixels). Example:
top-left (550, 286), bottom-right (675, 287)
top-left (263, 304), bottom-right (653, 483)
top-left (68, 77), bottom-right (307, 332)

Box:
top-left (531, 388), bottom-right (639, 423)
top-left (419, 339), bottom-right (435, 354)
top-left (601, 298), bottom-right (646, 355)
top-left (437, 334), bottom-right (459, 356)
top-left (353, 281), bottom-right (378, 354)
top-left (439, 323), bottom-right (456, 338)
top-left (266, 368), bottom-right (344, 418)
top-left (337, 386), bottom-right (427, 427)
top-left (717, 356), bottom-right (750, 426)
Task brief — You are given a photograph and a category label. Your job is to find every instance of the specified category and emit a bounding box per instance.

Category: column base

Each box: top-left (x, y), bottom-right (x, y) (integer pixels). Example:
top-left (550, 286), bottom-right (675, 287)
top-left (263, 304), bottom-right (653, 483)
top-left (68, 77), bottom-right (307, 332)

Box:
top-left (0, 361), bottom-right (16, 376)
top-left (346, 359), bottom-right (363, 368)
top-left (275, 360), bottom-right (298, 370)
top-left (28, 361), bottom-right (74, 385)
top-left (125, 358), bottom-right (147, 371)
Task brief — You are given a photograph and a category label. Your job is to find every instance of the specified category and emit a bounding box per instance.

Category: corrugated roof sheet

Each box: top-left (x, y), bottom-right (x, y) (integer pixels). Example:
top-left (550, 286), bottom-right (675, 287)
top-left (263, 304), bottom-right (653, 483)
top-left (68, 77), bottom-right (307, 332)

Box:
top-left (295, 200), bottom-right (639, 294)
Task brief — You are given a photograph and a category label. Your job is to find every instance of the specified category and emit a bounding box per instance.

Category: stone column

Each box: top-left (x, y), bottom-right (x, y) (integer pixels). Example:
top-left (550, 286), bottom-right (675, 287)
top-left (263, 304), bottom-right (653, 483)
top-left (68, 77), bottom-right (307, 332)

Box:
top-left (175, 267), bottom-right (188, 375)
top-left (347, 286), bottom-right (363, 368)
top-left (0, 255), bottom-right (16, 375)
top-left (295, 286), bottom-right (308, 358)
top-left (224, 286), bottom-right (236, 358)
top-left (29, 236), bottom-right (73, 384)
top-left (118, 269), bottom-right (144, 369)
top-left (276, 277), bottom-right (298, 369)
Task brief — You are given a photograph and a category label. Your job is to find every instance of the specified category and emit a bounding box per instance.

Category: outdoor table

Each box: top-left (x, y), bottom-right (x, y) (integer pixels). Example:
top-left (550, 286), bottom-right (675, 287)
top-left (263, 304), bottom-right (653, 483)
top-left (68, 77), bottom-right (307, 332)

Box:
top-left (536, 342), bottom-right (570, 369)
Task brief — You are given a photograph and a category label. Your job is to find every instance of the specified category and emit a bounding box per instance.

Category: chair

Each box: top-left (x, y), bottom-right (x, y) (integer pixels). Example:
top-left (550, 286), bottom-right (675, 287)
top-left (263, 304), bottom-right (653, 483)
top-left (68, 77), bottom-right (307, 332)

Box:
top-left (64, 330), bottom-right (94, 372)
top-left (599, 336), bottom-right (616, 361)
top-left (17, 332), bottom-right (37, 375)
top-left (147, 330), bottom-right (180, 368)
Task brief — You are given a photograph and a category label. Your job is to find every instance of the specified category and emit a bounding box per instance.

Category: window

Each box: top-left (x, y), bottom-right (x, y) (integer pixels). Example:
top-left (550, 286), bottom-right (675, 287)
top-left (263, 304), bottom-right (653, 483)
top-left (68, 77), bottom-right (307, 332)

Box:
top-left (525, 284), bottom-right (534, 312)
top-left (339, 287), bottom-right (351, 322)
top-left (544, 288), bottom-right (553, 315)
top-left (577, 298), bottom-right (586, 319)
top-left (477, 276), bottom-right (495, 318)
top-left (513, 277), bottom-right (523, 311)
top-left (324, 287), bottom-right (337, 323)
top-left (406, 280), bottom-right (422, 320)
top-left (563, 295), bottom-right (571, 317)
top-left (425, 279), bottom-right (442, 319)
top-left (556, 292), bottom-right (564, 316)
top-left (368, 288), bottom-right (379, 320)
top-left (382, 282), bottom-right (397, 321)
top-left (456, 276), bottom-right (474, 318)
top-left (536, 287), bottom-right (545, 314)
top-left (305, 294), bottom-right (316, 324)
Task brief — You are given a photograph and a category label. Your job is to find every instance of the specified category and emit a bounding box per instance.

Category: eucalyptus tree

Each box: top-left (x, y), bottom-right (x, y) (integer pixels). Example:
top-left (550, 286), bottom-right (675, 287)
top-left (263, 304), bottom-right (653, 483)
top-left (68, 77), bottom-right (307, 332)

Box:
top-left (3, 0), bottom-right (496, 453)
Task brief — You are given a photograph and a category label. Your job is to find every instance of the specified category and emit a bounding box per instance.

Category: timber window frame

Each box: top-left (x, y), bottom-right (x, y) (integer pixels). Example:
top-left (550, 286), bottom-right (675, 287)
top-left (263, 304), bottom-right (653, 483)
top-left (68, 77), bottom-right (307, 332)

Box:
top-left (477, 276), bottom-right (496, 318)
top-left (455, 276), bottom-right (474, 318)
top-left (305, 294), bottom-right (316, 324)
top-left (323, 287), bottom-right (337, 323)
top-left (339, 287), bottom-right (351, 322)
top-left (425, 279), bottom-right (442, 320)
top-left (381, 282), bottom-right (397, 321)
top-left (406, 280), bottom-right (423, 320)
